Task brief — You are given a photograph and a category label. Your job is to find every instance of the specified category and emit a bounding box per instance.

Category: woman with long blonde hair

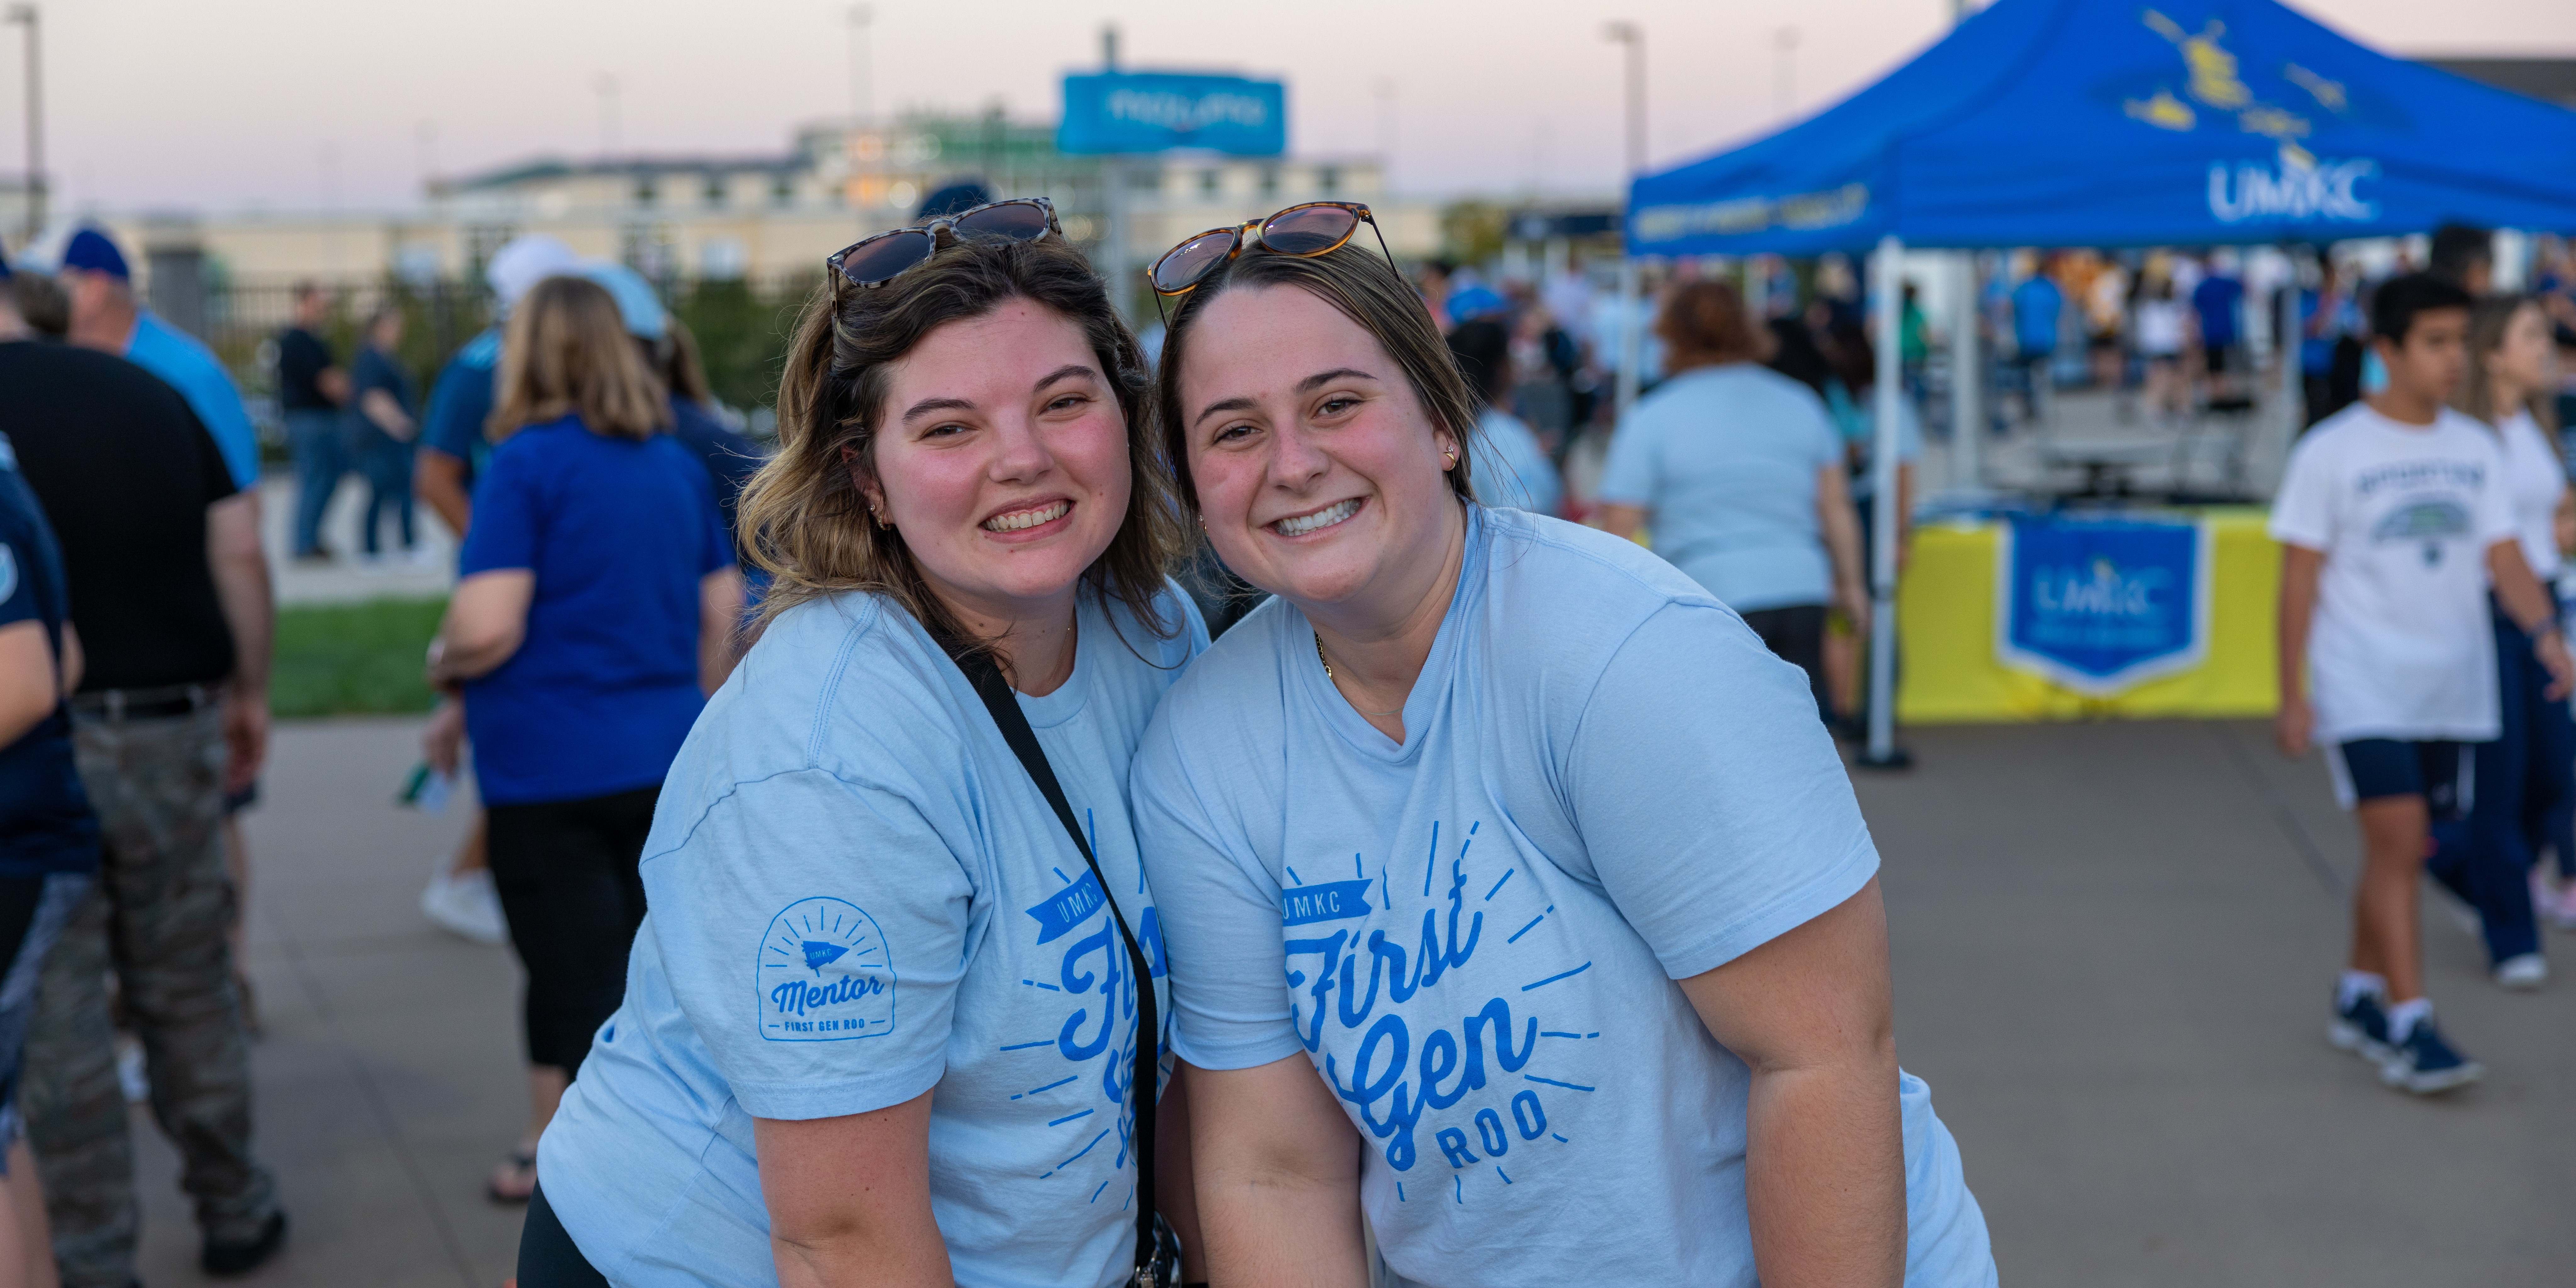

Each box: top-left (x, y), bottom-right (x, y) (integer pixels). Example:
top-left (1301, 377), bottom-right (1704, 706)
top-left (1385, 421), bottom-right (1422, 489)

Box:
top-left (425, 273), bottom-right (745, 1204)
top-left (520, 208), bottom-right (1207, 1288)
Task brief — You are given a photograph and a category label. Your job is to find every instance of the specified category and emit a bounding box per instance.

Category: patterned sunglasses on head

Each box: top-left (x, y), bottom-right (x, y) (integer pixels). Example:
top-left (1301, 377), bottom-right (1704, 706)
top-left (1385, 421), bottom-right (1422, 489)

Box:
top-left (824, 197), bottom-right (1060, 291)
top-left (1146, 202), bottom-right (1397, 318)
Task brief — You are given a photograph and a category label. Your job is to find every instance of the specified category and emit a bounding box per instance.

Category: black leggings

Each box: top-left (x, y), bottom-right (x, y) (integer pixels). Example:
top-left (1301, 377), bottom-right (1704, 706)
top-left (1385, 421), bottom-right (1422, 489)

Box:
top-left (518, 1184), bottom-right (611, 1288)
top-left (486, 786), bottom-right (658, 1072)
top-left (1739, 603), bottom-right (1829, 719)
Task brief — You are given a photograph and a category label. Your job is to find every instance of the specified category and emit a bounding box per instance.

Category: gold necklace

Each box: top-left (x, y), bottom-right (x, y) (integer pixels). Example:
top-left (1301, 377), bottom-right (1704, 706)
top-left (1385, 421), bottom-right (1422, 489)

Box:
top-left (1317, 634), bottom-right (1405, 717)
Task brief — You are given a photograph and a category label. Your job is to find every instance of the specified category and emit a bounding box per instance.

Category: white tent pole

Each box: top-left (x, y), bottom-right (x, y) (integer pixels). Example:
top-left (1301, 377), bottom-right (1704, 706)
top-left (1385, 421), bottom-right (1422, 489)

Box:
top-left (1867, 234), bottom-right (1905, 764)
top-left (1615, 255), bottom-right (1644, 424)
top-left (1950, 251), bottom-right (1982, 490)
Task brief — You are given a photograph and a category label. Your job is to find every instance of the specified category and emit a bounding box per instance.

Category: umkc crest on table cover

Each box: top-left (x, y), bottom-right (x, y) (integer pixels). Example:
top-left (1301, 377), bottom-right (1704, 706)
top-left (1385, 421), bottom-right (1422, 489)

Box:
top-left (1996, 513), bottom-right (2215, 698)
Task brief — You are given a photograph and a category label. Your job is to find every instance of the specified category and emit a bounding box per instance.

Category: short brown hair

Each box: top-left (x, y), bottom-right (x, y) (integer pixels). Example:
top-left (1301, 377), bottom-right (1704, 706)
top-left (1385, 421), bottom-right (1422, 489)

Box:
top-left (738, 235), bottom-right (1183, 652)
top-left (1155, 242), bottom-right (1476, 512)
top-left (1656, 280), bottom-right (1773, 372)
top-left (488, 275), bottom-right (670, 442)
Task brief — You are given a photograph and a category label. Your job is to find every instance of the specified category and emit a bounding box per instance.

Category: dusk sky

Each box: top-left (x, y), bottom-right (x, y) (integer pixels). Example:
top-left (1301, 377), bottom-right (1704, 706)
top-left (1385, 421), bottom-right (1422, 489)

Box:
top-left (8, 0), bottom-right (2572, 214)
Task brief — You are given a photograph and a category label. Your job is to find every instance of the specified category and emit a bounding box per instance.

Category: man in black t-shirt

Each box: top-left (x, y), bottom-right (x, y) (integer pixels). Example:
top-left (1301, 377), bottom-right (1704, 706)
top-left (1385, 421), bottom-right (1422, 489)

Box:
top-left (0, 269), bottom-right (288, 1283)
top-left (275, 283), bottom-right (347, 562)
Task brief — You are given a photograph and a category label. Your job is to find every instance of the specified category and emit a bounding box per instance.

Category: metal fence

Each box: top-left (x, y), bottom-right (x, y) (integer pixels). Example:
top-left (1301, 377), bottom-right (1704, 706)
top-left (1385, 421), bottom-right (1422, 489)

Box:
top-left (187, 273), bottom-right (823, 442)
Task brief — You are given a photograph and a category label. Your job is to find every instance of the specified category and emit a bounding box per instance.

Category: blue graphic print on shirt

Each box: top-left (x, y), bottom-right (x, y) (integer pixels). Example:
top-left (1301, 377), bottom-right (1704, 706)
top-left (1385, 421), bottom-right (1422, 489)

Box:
top-left (1285, 823), bottom-right (1591, 1194)
top-left (760, 897), bottom-right (895, 1040)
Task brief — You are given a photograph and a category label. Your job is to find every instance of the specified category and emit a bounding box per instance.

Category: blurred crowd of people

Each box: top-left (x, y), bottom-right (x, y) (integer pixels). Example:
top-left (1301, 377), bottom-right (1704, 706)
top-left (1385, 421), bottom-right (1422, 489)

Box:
top-left (0, 223), bottom-right (761, 1286)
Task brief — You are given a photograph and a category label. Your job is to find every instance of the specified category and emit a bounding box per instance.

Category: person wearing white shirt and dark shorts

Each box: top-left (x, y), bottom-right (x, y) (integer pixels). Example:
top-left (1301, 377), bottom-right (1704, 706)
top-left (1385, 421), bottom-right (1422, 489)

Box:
top-left (2271, 274), bottom-right (2575, 1096)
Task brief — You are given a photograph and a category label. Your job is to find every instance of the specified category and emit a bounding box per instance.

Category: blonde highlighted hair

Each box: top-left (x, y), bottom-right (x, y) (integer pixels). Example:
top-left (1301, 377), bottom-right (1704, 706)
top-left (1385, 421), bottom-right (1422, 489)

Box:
top-left (487, 275), bottom-right (670, 442)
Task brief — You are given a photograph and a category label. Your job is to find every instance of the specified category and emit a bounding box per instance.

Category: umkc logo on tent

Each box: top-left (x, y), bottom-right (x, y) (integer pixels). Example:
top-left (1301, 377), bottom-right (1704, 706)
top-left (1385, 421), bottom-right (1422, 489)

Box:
top-left (2207, 150), bottom-right (2378, 224)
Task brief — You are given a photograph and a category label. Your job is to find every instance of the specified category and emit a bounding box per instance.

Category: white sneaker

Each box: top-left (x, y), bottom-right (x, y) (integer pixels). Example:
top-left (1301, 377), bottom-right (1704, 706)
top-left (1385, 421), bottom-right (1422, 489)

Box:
top-left (421, 862), bottom-right (508, 946)
top-left (2495, 953), bottom-right (2548, 991)
top-left (404, 545), bottom-right (442, 569)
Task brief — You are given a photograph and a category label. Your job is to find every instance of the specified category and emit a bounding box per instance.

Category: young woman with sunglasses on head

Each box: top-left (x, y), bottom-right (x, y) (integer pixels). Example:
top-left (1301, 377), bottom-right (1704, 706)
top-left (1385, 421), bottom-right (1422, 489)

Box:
top-left (519, 202), bottom-right (1208, 1288)
top-left (1131, 204), bottom-right (1994, 1287)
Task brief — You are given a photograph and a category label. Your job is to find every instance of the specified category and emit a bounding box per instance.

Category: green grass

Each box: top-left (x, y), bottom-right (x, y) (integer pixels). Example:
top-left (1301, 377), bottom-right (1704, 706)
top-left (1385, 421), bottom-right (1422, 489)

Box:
top-left (271, 597), bottom-right (447, 718)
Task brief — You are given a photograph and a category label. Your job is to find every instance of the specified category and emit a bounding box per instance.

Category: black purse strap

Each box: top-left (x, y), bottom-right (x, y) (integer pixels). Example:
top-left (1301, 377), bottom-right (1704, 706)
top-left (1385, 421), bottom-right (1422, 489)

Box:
top-left (950, 647), bottom-right (1166, 1283)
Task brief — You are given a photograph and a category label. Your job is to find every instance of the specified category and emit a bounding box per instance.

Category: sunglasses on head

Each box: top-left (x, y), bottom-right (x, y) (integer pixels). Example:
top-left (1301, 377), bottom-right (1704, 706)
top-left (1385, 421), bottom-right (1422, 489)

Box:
top-left (1146, 202), bottom-right (1398, 319)
top-left (825, 197), bottom-right (1061, 291)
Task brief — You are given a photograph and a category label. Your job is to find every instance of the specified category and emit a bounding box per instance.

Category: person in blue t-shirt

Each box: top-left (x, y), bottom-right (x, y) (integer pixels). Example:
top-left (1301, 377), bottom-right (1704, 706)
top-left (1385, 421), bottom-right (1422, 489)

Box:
top-left (413, 235), bottom-right (585, 957)
top-left (345, 306), bottom-right (425, 564)
top-left (0, 416), bottom-right (100, 1286)
top-left (2192, 255), bottom-right (2248, 401)
top-left (1443, 320), bottom-right (1562, 517)
top-left (425, 276), bottom-right (745, 1211)
top-left (57, 229), bottom-right (261, 492)
top-left (1135, 230), bottom-right (1993, 1287)
top-left (2009, 259), bottom-right (2063, 425)
top-left (526, 228), bottom-right (1209, 1288)
top-left (1598, 280), bottom-right (1867, 712)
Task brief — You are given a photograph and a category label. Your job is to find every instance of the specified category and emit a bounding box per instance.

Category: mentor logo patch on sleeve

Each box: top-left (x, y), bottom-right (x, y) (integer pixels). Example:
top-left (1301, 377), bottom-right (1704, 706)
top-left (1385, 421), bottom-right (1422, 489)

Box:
top-left (758, 897), bottom-right (896, 1042)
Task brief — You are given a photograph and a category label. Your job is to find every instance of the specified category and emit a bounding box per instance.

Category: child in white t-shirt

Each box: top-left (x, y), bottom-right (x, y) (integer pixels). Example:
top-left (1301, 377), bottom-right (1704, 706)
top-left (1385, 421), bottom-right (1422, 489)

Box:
top-left (2270, 273), bottom-right (2574, 1096)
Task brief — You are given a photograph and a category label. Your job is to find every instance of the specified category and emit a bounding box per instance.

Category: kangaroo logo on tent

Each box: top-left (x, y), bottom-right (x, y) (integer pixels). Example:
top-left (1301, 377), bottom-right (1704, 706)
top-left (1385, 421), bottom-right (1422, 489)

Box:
top-left (758, 897), bottom-right (895, 1043)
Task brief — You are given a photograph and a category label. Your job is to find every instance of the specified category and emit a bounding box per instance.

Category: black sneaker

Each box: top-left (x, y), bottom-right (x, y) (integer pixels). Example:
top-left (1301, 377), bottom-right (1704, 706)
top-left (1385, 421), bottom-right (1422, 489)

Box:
top-left (2328, 991), bottom-right (2393, 1063)
top-left (201, 1210), bottom-right (286, 1277)
top-left (2380, 1017), bottom-right (2484, 1095)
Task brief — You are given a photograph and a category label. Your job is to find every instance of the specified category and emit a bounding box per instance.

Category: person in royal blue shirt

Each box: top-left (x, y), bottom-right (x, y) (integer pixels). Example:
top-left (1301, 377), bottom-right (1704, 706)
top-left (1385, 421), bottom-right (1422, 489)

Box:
top-left (2009, 258), bottom-right (2063, 426)
top-left (2192, 253), bottom-right (2248, 402)
top-left (425, 275), bottom-right (743, 1208)
top-left (412, 236), bottom-right (584, 953)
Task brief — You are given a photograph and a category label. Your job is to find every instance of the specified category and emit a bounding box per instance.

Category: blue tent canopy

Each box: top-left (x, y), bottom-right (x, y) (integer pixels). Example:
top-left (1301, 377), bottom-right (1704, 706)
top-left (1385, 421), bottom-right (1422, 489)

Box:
top-left (1627, 0), bottom-right (2576, 254)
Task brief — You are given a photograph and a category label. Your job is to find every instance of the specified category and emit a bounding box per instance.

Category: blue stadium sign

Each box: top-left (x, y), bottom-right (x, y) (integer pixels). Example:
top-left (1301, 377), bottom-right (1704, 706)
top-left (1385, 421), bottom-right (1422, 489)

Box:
top-left (1058, 72), bottom-right (1287, 156)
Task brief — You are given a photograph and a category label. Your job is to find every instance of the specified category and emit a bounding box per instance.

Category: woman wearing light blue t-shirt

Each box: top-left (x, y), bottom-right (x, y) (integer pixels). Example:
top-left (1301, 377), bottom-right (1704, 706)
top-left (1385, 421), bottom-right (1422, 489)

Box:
top-left (1134, 214), bottom-right (1992, 1287)
top-left (517, 222), bottom-right (1208, 1288)
top-left (1598, 280), bottom-right (1868, 711)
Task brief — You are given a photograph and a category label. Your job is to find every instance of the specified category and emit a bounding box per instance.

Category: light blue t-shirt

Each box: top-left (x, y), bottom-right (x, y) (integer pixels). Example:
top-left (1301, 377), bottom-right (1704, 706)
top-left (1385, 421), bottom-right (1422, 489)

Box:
top-left (540, 583), bottom-right (1207, 1288)
top-left (1597, 363), bottom-right (1842, 612)
top-left (125, 312), bottom-right (259, 489)
top-left (1824, 380), bottom-right (1924, 503)
top-left (1132, 506), bottom-right (1993, 1288)
top-left (1471, 408), bottom-right (1562, 516)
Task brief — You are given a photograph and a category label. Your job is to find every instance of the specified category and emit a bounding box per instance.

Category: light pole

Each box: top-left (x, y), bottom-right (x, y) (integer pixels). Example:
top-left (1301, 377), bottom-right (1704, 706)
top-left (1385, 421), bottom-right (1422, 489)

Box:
top-left (6, 4), bottom-right (40, 246)
top-left (1602, 20), bottom-right (1645, 422)
top-left (846, 6), bottom-right (874, 125)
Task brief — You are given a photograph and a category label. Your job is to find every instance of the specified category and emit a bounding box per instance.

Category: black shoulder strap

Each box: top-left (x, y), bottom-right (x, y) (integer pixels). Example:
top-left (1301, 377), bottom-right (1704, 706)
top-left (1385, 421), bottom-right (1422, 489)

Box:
top-left (951, 647), bottom-right (1165, 1283)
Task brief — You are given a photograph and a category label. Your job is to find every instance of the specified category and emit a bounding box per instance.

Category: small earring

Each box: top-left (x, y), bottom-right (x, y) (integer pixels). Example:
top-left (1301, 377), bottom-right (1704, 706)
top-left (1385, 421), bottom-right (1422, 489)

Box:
top-left (1442, 448), bottom-right (1457, 468)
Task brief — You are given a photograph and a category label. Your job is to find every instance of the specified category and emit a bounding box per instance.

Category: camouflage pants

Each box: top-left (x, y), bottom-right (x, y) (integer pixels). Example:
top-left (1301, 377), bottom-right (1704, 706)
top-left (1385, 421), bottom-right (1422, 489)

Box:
top-left (24, 707), bottom-right (278, 1288)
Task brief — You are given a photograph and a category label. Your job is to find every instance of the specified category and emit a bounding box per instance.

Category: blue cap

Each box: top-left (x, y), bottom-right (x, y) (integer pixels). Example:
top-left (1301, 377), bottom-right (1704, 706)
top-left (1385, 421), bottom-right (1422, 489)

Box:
top-left (576, 260), bottom-right (668, 342)
top-left (61, 228), bottom-right (130, 280)
top-left (1445, 284), bottom-right (1507, 325)
top-left (917, 180), bottom-right (992, 221)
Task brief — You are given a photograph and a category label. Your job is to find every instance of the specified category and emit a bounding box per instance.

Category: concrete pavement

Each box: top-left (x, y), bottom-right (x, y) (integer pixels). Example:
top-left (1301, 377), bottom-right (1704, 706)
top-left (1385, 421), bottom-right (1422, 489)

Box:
top-left (103, 714), bottom-right (2576, 1286)
top-left (1874, 719), bottom-right (2576, 1285)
